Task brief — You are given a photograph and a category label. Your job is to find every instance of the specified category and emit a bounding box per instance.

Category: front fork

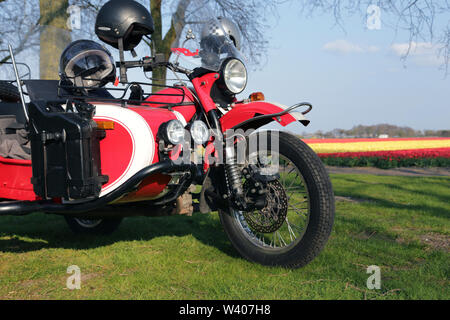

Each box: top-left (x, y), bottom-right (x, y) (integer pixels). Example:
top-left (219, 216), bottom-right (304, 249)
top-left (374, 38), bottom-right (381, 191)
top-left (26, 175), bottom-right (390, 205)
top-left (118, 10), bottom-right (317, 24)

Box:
top-left (191, 73), bottom-right (247, 211)
top-left (207, 109), bottom-right (247, 211)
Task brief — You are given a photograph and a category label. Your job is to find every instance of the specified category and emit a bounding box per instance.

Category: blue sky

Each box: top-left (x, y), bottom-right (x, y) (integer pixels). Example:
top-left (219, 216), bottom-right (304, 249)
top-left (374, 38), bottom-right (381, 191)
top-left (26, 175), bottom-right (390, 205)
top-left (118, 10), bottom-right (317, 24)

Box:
top-left (240, 2), bottom-right (450, 134)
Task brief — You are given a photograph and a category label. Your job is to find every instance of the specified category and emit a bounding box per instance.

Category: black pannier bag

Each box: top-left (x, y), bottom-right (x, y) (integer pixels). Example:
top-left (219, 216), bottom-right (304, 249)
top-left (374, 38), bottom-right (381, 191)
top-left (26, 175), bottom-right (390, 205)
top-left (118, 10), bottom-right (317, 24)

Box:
top-left (28, 100), bottom-right (108, 200)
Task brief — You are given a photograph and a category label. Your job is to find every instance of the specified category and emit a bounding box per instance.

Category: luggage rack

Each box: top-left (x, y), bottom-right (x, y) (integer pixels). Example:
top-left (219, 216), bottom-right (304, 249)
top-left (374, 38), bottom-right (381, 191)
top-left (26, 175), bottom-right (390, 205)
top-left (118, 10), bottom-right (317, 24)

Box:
top-left (56, 78), bottom-right (196, 109)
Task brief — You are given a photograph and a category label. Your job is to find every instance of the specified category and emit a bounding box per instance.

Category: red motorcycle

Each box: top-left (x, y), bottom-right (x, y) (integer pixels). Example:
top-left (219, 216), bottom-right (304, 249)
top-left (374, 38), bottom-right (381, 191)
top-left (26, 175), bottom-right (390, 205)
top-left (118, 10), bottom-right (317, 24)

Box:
top-left (0, 0), bottom-right (334, 268)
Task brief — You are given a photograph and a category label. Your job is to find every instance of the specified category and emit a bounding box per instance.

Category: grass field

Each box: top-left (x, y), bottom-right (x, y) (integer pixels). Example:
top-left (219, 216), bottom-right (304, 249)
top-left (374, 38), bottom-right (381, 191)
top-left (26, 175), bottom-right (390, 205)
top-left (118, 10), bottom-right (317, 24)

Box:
top-left (0, 174), bottom-right (448, 300)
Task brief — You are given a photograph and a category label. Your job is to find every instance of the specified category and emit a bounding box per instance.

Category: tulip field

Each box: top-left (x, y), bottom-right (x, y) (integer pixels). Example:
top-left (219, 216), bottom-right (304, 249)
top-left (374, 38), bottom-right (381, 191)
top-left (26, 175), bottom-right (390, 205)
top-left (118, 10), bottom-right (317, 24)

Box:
top-left (304, 137), bottom-right (450, 168)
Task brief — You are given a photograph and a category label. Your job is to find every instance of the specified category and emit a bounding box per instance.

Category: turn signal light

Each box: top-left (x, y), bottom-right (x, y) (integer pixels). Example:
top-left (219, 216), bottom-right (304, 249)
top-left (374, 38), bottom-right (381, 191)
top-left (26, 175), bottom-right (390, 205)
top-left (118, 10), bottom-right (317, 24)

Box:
top-left (95, 120), bottom-right (115, 130)
top-left (250, 92), bottom-right (265, 102)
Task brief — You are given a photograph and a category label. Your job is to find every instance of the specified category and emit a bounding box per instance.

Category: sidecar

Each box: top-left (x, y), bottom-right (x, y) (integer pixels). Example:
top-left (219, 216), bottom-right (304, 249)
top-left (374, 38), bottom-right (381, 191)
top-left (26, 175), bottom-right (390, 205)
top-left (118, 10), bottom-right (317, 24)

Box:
top-left (0, 79), bottom-right (201, 219)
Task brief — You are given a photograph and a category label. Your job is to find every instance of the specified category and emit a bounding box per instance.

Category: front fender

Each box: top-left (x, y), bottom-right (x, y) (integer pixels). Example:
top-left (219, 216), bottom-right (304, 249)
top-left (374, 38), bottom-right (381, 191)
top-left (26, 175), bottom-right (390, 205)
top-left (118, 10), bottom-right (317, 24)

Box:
top-left (219, 101), bottom-right (310, 132)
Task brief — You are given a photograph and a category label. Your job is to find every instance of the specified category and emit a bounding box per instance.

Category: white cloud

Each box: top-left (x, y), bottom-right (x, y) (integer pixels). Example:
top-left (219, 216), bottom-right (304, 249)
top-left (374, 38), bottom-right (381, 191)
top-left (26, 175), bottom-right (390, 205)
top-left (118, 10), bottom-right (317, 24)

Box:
top-left (323, 40), bottom-right (380, 54)
top-left (390, 42), bottom-right (444, 67)
top-left (391, 42), bottom-right (432, 56)
top-left (367, 45), bottom-right (380, 53)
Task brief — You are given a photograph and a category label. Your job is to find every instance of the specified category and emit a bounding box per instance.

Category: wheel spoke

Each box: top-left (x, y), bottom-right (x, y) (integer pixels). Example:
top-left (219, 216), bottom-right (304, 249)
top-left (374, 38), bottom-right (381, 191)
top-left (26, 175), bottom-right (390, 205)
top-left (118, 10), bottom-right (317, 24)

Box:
top-left (284, 186), bottom-right (306, 191)
top-left (276, 231), bottom-right (288, 247)
top-left (288, 203), bottom-right (309, 216)
top-left (270, 233), bottom-right (276, 247)
top-left (235, 151), bottom-right (310, 250)
top-left (280, 163), bottom-right (295, 186)
top-left (289, 222), bottom-right (305, 233)
top-left (258, 234), bottom-right (267, 246)
top-left (286, 172), bottom-right (300, 191)
top-left (286, 218), bottom-right (297, 242)
top-left (289, 198), bottom-right (308, 207)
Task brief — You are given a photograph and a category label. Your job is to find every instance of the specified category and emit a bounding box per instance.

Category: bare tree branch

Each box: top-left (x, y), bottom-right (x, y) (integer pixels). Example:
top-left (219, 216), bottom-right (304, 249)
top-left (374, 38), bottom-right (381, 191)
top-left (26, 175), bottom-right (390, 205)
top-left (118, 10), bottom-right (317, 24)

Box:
top-left (295, 0), bottom-right (450, 72)
top-left (2, 0), bottom-right (448, 80)
top-left (72, 0), bottom-right (284, 68)
top-left (0, 0), bottom-right (41, 65)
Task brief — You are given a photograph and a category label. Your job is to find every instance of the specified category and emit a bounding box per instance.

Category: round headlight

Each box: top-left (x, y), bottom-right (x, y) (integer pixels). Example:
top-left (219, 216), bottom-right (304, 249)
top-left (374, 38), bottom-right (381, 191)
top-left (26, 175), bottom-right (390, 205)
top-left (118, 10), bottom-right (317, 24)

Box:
top-left (223, 59), bottom-right (247, 94)
top-left (165, 120), bottom-right (185, 145)
top-left (190, 121), bottom-right (210, 145)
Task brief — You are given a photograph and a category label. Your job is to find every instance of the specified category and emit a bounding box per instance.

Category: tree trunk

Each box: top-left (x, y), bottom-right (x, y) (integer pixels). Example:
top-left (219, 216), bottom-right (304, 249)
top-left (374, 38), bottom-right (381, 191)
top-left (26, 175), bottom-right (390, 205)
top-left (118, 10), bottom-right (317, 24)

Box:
top-left (150, 0), bottom-right (190, 92)
top-left (150, 0), bottom-right (167, 92)
top-left (39, 0), bottom-right (71, 80)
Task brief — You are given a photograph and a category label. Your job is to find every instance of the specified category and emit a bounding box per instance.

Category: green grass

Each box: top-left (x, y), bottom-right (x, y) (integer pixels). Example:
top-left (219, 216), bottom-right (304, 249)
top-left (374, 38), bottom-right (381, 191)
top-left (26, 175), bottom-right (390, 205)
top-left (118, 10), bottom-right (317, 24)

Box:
top-left (320, 156), bottom-right (450, 168)
top-left (0, 174), bottom-right (448, 300)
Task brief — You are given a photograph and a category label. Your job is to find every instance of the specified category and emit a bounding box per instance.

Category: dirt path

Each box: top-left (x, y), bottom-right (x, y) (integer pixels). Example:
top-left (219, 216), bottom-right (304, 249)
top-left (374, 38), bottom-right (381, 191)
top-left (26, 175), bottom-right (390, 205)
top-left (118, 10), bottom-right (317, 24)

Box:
top-left (326, 166), bottom-right (450, 177)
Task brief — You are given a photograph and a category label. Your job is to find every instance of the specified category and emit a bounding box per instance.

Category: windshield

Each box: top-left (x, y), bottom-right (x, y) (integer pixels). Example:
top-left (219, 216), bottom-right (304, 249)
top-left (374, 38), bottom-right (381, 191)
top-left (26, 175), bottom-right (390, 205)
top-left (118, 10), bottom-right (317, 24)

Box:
top-left (170, 0), bottom-right (246, 72)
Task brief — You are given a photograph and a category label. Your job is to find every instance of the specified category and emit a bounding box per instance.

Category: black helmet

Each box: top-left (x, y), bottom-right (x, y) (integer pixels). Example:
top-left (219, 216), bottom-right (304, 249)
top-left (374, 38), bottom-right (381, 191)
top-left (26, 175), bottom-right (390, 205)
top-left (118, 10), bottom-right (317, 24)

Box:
top-left (95, 0), bottom-right (154, 51)
top-left (59, 40), bottom-right (116, 89)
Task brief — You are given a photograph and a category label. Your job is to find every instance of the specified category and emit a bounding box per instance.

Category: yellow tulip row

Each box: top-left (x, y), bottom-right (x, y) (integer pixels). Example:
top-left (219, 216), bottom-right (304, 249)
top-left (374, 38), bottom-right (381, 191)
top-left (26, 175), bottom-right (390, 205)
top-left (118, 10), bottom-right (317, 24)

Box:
top-left (307, 139), bottom-right (450, 154)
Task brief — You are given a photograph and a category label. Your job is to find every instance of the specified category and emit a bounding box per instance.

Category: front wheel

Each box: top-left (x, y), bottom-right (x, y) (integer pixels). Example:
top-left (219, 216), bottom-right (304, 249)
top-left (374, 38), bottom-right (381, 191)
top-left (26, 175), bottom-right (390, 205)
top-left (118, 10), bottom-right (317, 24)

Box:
top-left (219, 131), bottom-right (335, 269)
top-left (64, 217), bottom-right (123, 235)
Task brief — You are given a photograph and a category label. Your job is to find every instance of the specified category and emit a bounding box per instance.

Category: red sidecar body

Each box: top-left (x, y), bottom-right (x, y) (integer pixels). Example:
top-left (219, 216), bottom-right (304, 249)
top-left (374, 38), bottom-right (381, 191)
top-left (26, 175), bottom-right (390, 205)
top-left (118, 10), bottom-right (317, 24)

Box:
top-left (0, 85), bottom-right (198, 204)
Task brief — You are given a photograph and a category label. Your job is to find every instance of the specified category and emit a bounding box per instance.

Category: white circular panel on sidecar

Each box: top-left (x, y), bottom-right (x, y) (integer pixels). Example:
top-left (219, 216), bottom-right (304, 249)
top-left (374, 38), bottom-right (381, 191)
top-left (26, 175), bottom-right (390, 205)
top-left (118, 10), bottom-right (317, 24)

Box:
top-left (93, 104), bottom-right (154, 197)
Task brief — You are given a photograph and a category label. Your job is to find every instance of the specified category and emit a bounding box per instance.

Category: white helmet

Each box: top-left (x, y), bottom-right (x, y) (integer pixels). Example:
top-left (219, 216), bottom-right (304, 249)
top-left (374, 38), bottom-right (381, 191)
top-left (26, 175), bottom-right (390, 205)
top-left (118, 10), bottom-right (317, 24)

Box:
top-left (201, 17), bottom-right (242, 50)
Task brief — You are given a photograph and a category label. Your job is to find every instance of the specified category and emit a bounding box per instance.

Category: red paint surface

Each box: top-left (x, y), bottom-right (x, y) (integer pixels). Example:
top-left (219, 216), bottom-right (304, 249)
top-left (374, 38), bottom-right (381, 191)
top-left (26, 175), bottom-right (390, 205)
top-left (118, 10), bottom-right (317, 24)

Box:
top-left (220, 101), bottom-right (297, 131)
top-left (119, 107), bottom-right (180, 201)
top-left (0, 104), bottom-right (193, 202)
top-left (128, 107), bottom-right (178, 162)
top-left (0, 157), bottom-right (35, 201)
top-left (304, 138), bottom-right (450, 144)
top-left (119, 173), bottom-right (172, 203)
top-left (171, 48), bottom-right (199, 57)
top-left (96, 118), bottom-right (134, 192)
top-left (172, 104), bottom-right (197, 123)
top-left (143, 86), bottom-right (195, 108)
top-left (98, 106), bottom-right (186, 202)
top-left (191, 73), bottom-right (220, 113)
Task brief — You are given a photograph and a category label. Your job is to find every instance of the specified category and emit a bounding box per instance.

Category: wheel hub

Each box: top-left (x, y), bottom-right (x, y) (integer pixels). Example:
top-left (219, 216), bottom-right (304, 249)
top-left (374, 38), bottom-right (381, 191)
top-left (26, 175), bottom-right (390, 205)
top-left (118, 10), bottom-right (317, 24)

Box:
top-left (243, 180), bottom-right (288, 233)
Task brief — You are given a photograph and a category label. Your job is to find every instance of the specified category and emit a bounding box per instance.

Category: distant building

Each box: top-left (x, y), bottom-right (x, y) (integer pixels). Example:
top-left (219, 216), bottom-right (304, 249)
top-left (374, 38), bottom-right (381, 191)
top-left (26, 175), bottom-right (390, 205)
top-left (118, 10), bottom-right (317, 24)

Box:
top-left (378, 134), bottom-right (389, 139)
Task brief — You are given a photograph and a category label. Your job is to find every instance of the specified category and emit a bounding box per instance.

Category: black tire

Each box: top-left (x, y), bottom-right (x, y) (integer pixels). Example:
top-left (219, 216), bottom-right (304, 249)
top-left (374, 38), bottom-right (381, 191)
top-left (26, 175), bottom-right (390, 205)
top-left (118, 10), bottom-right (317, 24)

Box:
top-left (219, 131), bottom-right (335, 269)
top-left (0, 81), bottom-right (20, 102)
top-left (64, 216), bottom-right (123, 235)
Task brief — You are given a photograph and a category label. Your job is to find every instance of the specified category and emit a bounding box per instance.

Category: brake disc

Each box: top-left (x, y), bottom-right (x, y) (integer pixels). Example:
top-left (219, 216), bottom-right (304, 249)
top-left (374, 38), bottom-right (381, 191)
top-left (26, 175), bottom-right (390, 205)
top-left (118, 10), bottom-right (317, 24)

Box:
top-left (243, 180), bottom-right (288, 233)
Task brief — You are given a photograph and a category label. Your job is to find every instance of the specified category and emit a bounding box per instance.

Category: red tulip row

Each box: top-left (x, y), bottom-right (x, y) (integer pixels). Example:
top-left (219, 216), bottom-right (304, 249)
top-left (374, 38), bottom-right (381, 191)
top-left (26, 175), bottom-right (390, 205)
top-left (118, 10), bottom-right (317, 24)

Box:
top-left (306, 137), bottom-right (450, 168)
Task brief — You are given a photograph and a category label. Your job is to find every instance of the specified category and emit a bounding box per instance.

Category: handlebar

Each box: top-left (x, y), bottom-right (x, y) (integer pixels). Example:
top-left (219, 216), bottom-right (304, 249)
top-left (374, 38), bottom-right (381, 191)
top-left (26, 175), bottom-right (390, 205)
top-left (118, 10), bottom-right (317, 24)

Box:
top-left (116, 57), bottom-right (192, 76)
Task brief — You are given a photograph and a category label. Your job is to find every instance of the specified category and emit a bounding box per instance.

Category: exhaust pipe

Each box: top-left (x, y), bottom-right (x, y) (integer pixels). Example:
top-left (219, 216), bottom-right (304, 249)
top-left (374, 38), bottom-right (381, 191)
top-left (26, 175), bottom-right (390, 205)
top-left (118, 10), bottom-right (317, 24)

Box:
top-left (0, 160), bottom-right (195, 216)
